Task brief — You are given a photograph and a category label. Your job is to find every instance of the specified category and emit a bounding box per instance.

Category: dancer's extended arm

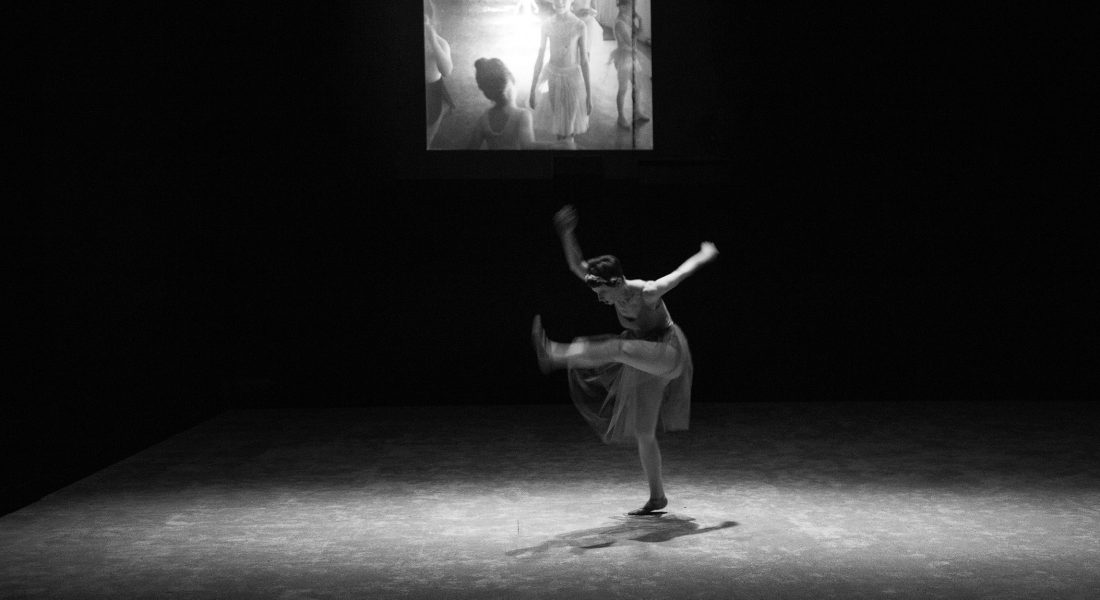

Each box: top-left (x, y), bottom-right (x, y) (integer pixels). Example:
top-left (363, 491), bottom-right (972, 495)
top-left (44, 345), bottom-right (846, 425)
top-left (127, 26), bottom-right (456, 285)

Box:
top-left (643, 242), bottom-right (720, 303)
top-left (554, 205), bottom-right (588, 280)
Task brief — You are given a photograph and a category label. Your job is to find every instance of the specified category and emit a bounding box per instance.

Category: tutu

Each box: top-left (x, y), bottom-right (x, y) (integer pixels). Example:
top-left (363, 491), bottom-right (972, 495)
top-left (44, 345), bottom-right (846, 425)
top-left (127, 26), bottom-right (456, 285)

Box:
top-left (568, 324), bottom-right (693, 446)
top-left (533, 63), bottom-right (590, 137)
top-left (609, 47), bottom-right (645, 78)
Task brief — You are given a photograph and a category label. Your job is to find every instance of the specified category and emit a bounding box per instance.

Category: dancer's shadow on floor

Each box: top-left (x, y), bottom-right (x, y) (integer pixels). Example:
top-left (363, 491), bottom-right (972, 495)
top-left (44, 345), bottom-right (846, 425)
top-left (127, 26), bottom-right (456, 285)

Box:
top-left (507, 514), bottom-right (738, 557)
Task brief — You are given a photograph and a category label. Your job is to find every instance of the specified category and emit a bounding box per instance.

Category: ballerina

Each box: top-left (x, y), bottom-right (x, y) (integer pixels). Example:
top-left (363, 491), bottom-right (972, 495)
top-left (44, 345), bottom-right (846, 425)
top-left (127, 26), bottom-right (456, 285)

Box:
top-left (610, 0), bottom-right (650, 129)
top-left (571, 0), bottom-right (604, 64)
top-left (529, 0), bottom-right (592, 148)
top-left (467, 58), bottom-right (567, 150)
top-left (532, 205), bottom-right (719, 515)
top-left (424, 1), bottom-right (455, 149)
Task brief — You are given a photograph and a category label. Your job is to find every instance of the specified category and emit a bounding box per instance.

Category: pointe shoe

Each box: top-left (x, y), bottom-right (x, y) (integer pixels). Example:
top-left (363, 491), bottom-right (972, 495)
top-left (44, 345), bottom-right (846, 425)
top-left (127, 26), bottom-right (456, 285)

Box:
top-left (627, 496), bottom-right (668, 516)
top-left (531, 315), bottom-right (553, 374)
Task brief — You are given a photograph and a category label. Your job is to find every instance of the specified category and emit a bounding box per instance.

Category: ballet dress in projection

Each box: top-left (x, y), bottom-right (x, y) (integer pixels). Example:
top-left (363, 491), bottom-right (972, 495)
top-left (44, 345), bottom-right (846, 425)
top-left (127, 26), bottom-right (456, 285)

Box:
top-left (608, 14), bottom-right (645, 78)
top-left (533, 63), bottom-right (590, 137)
top-left (567, 298), bottom-right (693, 446)
top-left (608, 46), bottom-right (645, 78)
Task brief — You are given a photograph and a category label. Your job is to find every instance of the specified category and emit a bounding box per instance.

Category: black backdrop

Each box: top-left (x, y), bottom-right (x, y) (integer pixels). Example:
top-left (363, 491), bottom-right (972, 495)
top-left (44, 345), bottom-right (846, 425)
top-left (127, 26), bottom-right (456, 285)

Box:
top-left (29, 1), bottom-right (1091, 515)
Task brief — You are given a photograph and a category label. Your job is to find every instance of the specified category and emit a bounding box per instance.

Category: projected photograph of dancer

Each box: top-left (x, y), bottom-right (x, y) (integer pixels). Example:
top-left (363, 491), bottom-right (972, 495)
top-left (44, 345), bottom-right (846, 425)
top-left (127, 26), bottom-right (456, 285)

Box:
top-left (425, 0), bottom-right (653, 150)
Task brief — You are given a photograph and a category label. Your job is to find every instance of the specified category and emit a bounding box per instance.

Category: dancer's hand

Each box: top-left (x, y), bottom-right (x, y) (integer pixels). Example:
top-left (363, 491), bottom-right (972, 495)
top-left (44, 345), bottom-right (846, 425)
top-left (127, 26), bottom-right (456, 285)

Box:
top-left (699, 241), bottom-right (719, 261)
top-left (554, 205), bottom-right (579, 235)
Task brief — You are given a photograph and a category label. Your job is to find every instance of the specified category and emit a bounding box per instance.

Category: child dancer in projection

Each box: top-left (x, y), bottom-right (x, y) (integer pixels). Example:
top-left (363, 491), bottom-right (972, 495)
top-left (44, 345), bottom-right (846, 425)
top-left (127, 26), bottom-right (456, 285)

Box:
top-left (468, 58), bottom-right (568, 150)
top-left (610, 0), bottom-right (650, 129)
top-left (529, 0), bottom-right (592, 149)
top-left (425, 1), bottom-right (455, 149)
top-left (532, 205), bottom-right (719, 515)
top-left (571, 0), bottom-right (603, 63)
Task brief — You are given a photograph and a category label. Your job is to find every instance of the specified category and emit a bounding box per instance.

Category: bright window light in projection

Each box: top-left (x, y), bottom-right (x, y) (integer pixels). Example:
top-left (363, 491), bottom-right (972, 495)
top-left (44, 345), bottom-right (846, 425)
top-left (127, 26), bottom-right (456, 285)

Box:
top-left (425, 0), bottom-right (653, 151)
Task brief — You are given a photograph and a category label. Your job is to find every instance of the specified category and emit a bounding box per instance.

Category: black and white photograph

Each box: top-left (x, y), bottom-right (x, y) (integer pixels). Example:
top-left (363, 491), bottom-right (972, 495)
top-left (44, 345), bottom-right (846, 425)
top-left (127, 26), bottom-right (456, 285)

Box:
top-left (24, 1), bottom-right (1096, 598)
top-left (426, 0), bottom-right (653, 150)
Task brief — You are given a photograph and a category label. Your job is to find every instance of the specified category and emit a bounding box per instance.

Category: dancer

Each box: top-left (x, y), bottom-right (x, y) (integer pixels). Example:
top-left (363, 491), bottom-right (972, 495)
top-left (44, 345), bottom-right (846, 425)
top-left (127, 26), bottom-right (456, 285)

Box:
top-left (467, 58), bottom-right (566, 150)
top-left (571, 0), bottom-right (603, 63)
top-left (529, 0), bottom-right (592, 149)
top-left (532, 205), bottom-right (719, 515)
top-left (610, 0), bottom-right (650, 129)
top-left (424, 1), bottom-right (455, 149)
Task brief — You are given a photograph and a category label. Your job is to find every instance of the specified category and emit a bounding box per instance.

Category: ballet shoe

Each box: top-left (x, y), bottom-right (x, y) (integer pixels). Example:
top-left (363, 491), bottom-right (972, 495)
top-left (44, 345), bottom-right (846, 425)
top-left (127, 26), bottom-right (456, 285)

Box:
top-left (617, 118), bottom-right (631, 130)
top-left (633, 114), bottom-right (651, 125)
top-left (531, 315), bottom-right (553, 374)
top-left (627, 496), bottom-right (667, 516)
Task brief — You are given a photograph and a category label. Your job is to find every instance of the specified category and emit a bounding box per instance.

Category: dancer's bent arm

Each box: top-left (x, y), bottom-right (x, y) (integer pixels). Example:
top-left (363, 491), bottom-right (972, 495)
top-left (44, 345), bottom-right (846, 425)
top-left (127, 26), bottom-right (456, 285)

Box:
top-left (554, 205), bottom-right (588, 280)
top-left (643, 242), bottom-right (720, 304)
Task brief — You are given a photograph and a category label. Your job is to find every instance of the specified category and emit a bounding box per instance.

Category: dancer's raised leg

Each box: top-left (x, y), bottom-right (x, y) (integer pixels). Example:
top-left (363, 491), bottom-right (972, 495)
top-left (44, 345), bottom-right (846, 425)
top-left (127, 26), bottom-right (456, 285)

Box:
top-left (533, 316), bottom-right (679, 375)
top-left (628, 385), bottom-right (667, 515)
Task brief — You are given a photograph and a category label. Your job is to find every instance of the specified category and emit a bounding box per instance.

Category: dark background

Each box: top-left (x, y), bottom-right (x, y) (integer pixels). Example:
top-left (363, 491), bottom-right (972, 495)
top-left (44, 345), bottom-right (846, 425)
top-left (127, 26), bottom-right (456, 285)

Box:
top-left (27, 2), bottom-right (1092, 516)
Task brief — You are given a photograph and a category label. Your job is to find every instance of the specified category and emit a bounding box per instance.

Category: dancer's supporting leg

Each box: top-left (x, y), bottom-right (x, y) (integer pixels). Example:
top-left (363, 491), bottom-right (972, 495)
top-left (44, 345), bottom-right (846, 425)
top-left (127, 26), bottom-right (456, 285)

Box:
top-left (533, 316), bottom-right (672, 515)
top-left (616, 65), bottom-right (631, 129)
top-left (629, 384), bottom-right (668, 515)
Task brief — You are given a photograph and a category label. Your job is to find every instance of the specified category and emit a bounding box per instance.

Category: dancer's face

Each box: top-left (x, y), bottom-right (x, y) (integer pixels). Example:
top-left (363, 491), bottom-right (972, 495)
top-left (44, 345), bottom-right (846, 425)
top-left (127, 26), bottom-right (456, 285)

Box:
top-left (552, 0), bottom-right (570, 15)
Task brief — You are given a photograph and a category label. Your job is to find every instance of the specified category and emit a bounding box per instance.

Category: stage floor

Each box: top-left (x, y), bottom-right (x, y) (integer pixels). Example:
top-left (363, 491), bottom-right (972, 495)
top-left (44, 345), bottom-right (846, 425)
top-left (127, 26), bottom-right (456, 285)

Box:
top-left (2, 402), bottom-right (1098, 598)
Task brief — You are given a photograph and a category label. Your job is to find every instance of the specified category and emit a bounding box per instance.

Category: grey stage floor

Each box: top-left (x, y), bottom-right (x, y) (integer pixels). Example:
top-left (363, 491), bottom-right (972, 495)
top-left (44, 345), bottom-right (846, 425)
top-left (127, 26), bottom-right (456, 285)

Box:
top-left (2, 402), bottom-right (1098, 599)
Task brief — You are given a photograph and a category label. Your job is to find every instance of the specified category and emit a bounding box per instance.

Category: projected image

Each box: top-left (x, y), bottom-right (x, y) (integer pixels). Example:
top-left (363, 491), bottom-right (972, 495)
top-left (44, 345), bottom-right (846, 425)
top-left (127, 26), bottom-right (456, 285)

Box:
top-left (425, 0), bottom-right (653, 150)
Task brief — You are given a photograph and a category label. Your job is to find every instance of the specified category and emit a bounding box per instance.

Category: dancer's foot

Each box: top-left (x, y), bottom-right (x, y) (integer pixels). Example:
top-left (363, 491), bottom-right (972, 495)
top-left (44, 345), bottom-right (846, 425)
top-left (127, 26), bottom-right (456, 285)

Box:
top-left (617, 116), bottom-right (631, 130)
top-left (633, 114), bottom-right (651, 125)
top-left (627, 496), bottom-right (667, 516)
top-left (531, 315), bottom-right (553, 374)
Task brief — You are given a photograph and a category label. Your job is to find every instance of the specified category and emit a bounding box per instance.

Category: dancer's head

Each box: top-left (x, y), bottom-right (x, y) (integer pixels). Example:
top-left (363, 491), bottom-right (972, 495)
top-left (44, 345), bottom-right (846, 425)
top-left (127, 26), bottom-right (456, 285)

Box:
top-left (474, 58), bottom-right (516, 107)
top-left (552, 0), bottom-right (570, 16)
top-left (585, 255), bottom-right (626, 304)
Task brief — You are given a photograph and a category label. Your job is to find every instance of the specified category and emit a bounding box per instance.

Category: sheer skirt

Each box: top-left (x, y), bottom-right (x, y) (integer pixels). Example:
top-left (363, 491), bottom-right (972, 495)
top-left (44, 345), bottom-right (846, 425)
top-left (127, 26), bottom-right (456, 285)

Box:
top-left (567, 324), bottom-right (692, 445)
top-left (532, 63), bottom-right (590, 137)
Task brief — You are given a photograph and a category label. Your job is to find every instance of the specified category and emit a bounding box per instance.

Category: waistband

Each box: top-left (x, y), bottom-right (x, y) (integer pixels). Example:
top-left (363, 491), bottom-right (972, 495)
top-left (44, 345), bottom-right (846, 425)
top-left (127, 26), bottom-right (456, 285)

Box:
top-left (544, 62), bottom-right (582, 75)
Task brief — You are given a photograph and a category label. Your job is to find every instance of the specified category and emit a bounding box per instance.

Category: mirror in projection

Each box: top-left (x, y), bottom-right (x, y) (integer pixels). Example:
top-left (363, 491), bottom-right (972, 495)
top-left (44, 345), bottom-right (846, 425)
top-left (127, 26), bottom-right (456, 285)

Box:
top-left (425, 0), bottom-right (653, 151)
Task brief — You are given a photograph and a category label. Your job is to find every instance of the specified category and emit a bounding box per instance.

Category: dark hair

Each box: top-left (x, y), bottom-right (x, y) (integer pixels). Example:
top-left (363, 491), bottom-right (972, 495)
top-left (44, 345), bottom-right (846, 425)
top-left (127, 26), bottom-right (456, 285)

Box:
top-left (474, 58), bottom-right (515, 107)
top-left (584, 255), bottom-right (625, 288)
